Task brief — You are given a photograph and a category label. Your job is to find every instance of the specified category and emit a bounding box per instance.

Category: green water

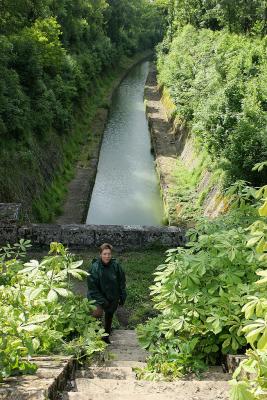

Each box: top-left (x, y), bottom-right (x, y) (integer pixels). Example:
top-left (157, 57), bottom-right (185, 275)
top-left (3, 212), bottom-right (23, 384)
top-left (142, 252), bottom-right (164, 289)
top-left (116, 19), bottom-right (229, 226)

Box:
top-left (86, 61), bottom-right (164, 226)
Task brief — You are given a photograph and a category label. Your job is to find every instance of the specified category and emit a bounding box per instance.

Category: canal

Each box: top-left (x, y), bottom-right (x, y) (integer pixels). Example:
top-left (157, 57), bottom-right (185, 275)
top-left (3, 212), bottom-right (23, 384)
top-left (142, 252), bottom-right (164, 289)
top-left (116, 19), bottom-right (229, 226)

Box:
top-left (86, 61), bottom-right (164, 226)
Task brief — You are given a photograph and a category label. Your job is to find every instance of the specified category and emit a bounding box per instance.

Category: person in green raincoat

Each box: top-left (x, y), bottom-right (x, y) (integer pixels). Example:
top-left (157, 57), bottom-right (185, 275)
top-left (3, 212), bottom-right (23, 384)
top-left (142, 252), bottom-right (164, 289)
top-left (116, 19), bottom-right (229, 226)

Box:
top-left (87, 243), bottom-right (127, 343)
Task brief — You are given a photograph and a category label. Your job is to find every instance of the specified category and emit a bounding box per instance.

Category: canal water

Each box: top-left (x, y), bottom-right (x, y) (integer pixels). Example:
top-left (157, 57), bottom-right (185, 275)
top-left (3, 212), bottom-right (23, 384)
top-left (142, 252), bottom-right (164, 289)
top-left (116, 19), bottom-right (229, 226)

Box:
top-left (86, 61), bottom-right (164, 226)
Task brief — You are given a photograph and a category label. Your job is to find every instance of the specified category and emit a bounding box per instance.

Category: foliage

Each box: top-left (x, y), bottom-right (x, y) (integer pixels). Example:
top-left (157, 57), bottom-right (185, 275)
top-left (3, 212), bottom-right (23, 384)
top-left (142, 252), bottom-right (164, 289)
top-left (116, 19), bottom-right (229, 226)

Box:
top-left (166, 154), bottom-right (222, 225)
top-left (166, 0), bottom-right (267, 36)
top-left (105, 0), bottom-right (168, 55)
top-left (0, 241), bottom-right (105, 381)
top-left (137, 185), bottom-right (266, 379)
top-left (0, 0), bottom-right (165, 141)
top-left (230, 164), bottom-right (267, 400)
top-left (157, 25), bottom-right (267, 185)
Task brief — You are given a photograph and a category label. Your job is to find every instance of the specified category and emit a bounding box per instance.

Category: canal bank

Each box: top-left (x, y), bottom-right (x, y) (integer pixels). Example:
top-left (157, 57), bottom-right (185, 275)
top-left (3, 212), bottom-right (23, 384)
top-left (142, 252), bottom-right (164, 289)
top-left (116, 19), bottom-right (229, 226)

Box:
top-left (144, 64), bottom-right (229, 226)
top-left (57, 51), bottom-right (153, 225)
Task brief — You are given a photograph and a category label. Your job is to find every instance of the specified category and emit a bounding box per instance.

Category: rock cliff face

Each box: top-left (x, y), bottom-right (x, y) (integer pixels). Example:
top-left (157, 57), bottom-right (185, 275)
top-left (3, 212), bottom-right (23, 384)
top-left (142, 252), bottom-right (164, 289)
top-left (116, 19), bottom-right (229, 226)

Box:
top-left (145, 64), bottom-right (230, 225)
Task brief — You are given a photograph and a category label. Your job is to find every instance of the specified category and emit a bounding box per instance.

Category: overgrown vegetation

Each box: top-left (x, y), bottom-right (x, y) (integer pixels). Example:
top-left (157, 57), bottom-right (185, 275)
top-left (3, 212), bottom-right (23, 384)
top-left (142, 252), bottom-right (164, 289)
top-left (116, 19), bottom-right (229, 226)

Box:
top-left (0, 241), bottom-right (106, 381)
top-left (157, 26), bottom-right (267, 185)
top-left (136, 169), bottom-right (267, 388)
top-left (167, 0), bottom-right (267, 36)
top-left (166, 153), bottom-right (224, 225)
top-left (138, 2), bottom-right (267, 390)
top-left (229, 163), bottom-right (267, 400)
top-left (0, 0), bottom-right (168, 221)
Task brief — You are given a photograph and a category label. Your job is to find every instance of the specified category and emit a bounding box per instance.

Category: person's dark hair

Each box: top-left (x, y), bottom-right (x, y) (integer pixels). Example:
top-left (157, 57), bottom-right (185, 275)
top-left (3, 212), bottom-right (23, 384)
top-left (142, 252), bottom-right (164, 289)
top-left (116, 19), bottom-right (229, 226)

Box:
top-left (99, 243), bottom-right (113, 253)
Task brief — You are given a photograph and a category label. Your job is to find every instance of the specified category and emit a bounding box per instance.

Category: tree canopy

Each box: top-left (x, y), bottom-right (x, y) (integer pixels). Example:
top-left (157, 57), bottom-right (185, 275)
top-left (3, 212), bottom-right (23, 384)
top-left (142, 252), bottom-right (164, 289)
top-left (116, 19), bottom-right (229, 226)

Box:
top-left (0, 0), bottom-right (167, 141)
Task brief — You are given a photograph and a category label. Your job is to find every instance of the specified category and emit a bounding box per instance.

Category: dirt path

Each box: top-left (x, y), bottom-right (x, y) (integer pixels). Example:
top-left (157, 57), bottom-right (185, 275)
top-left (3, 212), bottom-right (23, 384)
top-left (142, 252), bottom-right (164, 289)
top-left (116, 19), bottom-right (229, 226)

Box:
top-left (63, 330), bottom-right (231, 400)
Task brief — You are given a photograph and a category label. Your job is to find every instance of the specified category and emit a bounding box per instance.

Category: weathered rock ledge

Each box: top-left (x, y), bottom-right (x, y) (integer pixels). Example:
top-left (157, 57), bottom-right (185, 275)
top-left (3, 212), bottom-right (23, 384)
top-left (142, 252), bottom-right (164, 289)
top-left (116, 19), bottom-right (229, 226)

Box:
top-left (0, 356), bottom-right (75, 400)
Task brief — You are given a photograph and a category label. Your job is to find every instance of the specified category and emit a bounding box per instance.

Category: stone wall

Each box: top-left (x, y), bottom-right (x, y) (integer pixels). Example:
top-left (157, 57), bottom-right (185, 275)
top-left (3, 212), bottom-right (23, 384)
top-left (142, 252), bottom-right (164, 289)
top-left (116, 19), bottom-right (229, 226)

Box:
top-left (0, 203), bottom-right (21, 223)
top-left (0, 223), bottom-right (186, 250)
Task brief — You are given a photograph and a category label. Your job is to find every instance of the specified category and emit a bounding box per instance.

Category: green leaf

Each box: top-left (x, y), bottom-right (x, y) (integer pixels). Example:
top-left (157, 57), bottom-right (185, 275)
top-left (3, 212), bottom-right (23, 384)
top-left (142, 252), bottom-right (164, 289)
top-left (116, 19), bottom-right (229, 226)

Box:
top-left (21, 324), bottom-right (41, 332)
top-left (257, 329), bottom-right (267, 350)
top-left (245, 326), bottom-right (264, 344)
top-left (229, 379), bottom-right (256, 400)
top-left (54, 288), bottom-right (70, 297)
top-left (47, 289), bottom-right (58, 302)
top-left (69, 260), bottom-right (83, 269)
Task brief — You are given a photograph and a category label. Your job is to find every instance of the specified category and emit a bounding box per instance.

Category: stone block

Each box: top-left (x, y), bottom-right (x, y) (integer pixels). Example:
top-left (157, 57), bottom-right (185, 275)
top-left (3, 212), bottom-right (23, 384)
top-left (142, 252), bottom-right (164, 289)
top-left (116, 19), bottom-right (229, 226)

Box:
top-left (0, 203), bottom-right (21, 223)
top-left (93, 225), bottom-right (125, 249)
top-left (30, 224), bottom-right (62, 246)
top-left (61, 225), bottom-right (95, 247)
top-left (0, 225), bottom-right (18, 245)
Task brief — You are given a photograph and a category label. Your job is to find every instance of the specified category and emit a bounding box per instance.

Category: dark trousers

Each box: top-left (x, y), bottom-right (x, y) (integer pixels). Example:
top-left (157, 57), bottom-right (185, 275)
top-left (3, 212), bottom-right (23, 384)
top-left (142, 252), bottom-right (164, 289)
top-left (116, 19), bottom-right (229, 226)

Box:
top-left (92, 305), bottom-right (114, 335)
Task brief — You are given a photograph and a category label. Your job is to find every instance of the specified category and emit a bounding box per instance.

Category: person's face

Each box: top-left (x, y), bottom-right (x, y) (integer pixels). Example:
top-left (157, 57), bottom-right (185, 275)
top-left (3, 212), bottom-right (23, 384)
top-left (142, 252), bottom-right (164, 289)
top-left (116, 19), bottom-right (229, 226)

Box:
top-left (101, 249), bottom-right (112, 265)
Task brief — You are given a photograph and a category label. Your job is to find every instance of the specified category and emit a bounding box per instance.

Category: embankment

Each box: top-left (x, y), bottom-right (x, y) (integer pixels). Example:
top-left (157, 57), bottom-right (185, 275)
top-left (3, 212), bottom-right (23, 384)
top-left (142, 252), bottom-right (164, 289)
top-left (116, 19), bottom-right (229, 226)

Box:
top-left (145, 65), bottom-right (229, 226)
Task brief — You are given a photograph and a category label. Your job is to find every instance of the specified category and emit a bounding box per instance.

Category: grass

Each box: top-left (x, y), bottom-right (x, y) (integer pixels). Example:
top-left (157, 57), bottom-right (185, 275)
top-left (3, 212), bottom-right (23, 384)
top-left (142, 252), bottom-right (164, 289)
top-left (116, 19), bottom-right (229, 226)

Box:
top-left (117, 250), bottom-right (166, 327)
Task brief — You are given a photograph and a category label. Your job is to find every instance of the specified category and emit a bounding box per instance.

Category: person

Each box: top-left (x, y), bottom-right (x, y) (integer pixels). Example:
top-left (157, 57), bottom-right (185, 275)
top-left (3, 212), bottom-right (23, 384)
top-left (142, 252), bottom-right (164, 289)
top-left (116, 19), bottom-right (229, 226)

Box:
top-left (87, 243), bottom-right (127, 344)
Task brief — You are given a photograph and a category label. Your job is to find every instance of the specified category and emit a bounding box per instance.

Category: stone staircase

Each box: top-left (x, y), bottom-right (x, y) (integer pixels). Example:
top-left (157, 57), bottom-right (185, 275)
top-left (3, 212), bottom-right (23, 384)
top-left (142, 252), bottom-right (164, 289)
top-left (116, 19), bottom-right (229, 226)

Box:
top-left (63, 330), bottom-right (231, 400)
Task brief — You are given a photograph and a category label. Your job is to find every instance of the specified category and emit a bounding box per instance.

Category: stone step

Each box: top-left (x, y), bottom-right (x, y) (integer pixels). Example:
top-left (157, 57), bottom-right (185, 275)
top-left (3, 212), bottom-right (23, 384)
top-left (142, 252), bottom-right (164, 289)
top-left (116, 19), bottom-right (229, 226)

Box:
top-left (104, 360), bottom-right (146, 368)
top-left (64, 393), bottom-right (196, 400)
top-left (106, 348), bottom-right (147, 362)
top-left (109, 338), bottom-right (140, 347)
top-left (110, 332), bottom-right (137, 339)
top-left (76, 366), bottom-right (136, 380)
top-left (74, 378), bottom-right (230, 397)
top-left (197, 367), bottom-right (231, 381)
top-left (108, 344), bottom-right (147, 352)
top-left (111, 330), bottom-right (136, 336)
top-left (64, 392), bottom-right (218, 400)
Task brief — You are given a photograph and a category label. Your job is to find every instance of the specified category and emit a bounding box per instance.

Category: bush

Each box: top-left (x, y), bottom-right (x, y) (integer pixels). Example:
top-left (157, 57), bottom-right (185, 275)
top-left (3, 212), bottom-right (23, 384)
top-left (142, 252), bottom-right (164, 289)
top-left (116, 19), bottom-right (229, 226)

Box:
top-left (157, 25), bottom-right (267, 185)
top-left (0, 241), bottom-right (105, 381)
top-left (137, 186), bottom-right (265, 379)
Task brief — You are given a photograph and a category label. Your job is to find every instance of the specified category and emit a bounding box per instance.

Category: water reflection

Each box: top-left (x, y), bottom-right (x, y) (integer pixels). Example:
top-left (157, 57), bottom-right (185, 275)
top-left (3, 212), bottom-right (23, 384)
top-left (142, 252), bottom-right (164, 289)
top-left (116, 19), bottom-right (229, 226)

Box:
top-left (86, 61), bottom-right (164, 226)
